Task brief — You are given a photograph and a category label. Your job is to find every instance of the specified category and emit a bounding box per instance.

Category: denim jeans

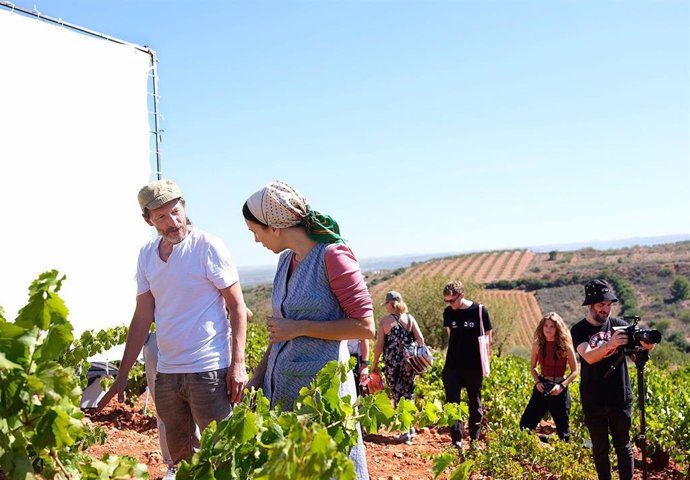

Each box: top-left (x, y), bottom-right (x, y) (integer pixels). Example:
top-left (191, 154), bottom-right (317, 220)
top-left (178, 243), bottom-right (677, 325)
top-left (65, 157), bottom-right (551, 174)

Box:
top-left (155, 368), bottom-right (231, 464)
top-left (583, 404), bottom-right (634, 480)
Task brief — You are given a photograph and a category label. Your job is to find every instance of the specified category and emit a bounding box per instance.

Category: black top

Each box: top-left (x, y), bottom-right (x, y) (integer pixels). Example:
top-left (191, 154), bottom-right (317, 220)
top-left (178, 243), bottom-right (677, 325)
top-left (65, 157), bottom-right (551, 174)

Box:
top-left (443, 302), bottom-right (492, 371)
top-left (570, 316), bottom-right (632, 409)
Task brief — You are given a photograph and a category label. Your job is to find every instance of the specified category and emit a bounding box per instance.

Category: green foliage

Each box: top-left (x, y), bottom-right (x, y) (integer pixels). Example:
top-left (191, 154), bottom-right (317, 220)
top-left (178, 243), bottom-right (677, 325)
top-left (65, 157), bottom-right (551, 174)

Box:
top-left (548, 251), bottom-right (558, 261)
top-left (432, 355), bottom-right (690, 479)
top-left (176, 360), bottom-right (462, 479)
top-left (245, 321), bottom-right (269, 374)
top-left (486, 273), bottom-right (584, 291)
top-left (670, 275), bottom-right (690, 302)
top-left (0, 270), bottom-right (147, 479)
top-left (650, 318), bottom-right (672, 335)
top-left (635, 362), bottom-right (690, 469)
top-left (679, 310), bottom-right (690, 325)
top-left (477, 293), bottom-right (518, 357)
top-left (658, 267), bottom-right (674, 277)
top-left (604, 274), bottom-right (640, 316)
top-left (368, 267), bottom-right (406, 287)
top-left (650, 342), bottom-right (690, 367)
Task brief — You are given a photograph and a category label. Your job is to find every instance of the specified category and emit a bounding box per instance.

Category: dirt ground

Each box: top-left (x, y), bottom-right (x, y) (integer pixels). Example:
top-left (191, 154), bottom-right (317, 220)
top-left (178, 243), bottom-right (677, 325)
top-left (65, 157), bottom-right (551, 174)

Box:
top-left (85, 396), bottom-right (687, 480)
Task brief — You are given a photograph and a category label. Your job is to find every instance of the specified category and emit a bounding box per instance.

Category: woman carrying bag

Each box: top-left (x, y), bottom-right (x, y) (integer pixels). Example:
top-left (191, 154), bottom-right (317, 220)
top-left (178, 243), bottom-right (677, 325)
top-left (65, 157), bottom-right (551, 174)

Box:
top-left (372, 290), bottom-right (426, 444)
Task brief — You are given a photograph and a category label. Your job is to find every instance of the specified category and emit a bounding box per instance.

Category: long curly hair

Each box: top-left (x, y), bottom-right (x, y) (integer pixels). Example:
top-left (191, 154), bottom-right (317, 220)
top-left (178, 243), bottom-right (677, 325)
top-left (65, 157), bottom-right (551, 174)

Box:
top-left (534, 312), bottom-right (573, 359)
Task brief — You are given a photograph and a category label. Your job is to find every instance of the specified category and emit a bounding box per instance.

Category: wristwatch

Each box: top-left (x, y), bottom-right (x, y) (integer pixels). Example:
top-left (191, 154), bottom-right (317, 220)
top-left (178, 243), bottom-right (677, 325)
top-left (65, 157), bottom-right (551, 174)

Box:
top-left (362, 359), bottom-right (370, 366)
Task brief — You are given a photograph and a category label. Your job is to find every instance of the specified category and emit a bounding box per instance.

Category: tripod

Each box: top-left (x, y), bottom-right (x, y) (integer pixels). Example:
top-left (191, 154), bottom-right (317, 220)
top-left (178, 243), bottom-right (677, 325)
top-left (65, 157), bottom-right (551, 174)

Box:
top-left (604, 348), bottom-right (650, 480)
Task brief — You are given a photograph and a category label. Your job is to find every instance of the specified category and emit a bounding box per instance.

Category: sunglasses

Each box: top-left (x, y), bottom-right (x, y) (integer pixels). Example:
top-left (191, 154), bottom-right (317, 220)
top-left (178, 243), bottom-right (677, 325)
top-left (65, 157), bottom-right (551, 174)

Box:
top-left (444, 294), bottom-right (461, 304)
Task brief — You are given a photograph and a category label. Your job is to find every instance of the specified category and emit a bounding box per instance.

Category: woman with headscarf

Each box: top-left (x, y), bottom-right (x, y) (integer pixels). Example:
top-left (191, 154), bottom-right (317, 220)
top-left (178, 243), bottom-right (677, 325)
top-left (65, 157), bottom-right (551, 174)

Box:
top-left (242, 180), bottom-right (375, 479)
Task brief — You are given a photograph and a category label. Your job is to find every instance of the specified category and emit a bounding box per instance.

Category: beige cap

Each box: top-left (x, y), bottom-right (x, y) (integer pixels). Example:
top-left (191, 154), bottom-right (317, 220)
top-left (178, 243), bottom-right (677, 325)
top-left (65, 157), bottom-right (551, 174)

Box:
top-left (137, 179), bottom-right (183, 213)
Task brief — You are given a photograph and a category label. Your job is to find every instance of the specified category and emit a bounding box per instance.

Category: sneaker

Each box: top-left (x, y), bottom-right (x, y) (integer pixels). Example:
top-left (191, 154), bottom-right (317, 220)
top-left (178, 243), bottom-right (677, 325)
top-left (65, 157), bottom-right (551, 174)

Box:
top-left (397, 432), bottom-right (413, 444)
top-left (162, 466), bottom-right (177, 480)
top-left (409, 427), bottom-right (416, 437)
top-left (453, 440), bottom-right (463, 450)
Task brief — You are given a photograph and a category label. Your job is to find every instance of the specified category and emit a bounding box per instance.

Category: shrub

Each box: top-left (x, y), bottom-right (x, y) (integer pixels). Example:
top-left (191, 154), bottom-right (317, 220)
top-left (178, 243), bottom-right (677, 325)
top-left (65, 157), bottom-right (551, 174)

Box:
top-left (678, 310), bottom-right (690, 325)
top-left (670, 276), bottom-right (690, 302)
top-left (651, 318), bottom-right (672, 336)
top-left (0, 271), bottom-right (147, 479)
top-left (658, 267), bottom-right (674, 278)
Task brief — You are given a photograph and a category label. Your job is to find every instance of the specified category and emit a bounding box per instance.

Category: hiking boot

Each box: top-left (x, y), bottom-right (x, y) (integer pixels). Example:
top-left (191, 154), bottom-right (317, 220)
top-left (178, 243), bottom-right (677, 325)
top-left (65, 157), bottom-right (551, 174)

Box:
top-left (162, 466), bottom-right (177, 480)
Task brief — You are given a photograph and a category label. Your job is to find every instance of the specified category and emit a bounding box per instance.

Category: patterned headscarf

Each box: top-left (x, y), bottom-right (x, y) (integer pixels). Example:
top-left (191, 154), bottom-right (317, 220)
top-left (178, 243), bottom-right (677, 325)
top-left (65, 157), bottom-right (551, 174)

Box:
top-left (245, 181), bottom-right (343, 244)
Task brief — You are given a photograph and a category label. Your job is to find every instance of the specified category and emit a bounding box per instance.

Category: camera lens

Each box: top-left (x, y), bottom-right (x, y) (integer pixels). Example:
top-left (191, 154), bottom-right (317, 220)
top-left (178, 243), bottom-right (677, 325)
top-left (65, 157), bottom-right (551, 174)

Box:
top-left (633, 329), bottom-right (662, 344)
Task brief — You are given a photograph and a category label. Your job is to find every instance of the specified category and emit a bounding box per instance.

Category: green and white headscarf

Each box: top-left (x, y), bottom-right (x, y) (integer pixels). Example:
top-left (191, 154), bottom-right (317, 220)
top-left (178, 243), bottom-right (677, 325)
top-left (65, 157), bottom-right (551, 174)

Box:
top-left (246, 181), bottom-right (343, 244)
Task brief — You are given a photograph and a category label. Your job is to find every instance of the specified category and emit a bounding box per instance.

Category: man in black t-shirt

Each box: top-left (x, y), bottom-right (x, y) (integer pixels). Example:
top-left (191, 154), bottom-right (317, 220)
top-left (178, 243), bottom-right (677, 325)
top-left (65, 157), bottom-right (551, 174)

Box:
top-left (571, 279), bottom-right (654, 480)
top-left (442, 280), bottom-right (492, 448)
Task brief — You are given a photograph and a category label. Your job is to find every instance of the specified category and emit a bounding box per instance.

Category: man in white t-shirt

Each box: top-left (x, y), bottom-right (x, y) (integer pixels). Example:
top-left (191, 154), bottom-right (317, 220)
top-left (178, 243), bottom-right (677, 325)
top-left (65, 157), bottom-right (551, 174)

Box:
top-left (98, 179), bottom-right (248, 477)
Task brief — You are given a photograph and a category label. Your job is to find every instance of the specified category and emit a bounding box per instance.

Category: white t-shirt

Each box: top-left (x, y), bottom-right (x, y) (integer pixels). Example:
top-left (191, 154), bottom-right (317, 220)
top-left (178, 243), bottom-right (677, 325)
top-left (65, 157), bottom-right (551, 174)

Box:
top-left (136, 227), bottom-right (239, 373)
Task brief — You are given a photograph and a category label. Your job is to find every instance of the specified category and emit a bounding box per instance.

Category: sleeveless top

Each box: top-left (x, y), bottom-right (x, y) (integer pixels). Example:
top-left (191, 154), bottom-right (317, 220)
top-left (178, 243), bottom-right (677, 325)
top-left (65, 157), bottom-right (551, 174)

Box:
top-left (540, 341), bottom-right (567, 379)
top-left (383, 314), bottom-right (416, 370)
top-left (262, 243), bottom-right (356, 409)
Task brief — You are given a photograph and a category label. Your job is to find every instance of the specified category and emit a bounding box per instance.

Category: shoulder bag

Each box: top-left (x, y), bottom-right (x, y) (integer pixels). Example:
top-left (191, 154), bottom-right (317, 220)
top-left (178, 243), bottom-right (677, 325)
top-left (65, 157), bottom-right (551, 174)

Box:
top-left (401, 314), bottom-right (434, 374)
top-left (478, 304), bottom-right (491, 376)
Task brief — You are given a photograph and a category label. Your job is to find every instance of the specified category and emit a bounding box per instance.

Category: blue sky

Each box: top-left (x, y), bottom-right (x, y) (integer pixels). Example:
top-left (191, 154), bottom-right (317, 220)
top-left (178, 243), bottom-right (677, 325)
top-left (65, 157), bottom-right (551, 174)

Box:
top-left (28, 0), bottom-right (690, 267)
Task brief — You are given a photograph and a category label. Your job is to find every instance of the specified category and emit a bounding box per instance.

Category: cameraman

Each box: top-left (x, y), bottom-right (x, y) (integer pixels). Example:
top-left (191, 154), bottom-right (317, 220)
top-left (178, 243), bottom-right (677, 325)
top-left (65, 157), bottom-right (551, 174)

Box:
top-left (571, 279), bottom-right (655, 480)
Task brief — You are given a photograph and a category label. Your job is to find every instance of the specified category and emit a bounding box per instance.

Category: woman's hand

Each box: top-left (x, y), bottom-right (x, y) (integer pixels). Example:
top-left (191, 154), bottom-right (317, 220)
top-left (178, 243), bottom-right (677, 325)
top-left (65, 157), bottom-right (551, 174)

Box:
top-left (359, 366), bottom-right (369, 383)
top-left (550, 383), bottom-right (565, 396)
top-left (267, 316), bottom-right (301, 343)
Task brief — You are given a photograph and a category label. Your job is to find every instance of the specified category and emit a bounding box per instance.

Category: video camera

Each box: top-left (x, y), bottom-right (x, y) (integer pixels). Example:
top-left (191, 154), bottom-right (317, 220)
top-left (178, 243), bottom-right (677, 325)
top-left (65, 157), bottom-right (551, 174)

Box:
top-left (612, 316), bottom-right (662, 350)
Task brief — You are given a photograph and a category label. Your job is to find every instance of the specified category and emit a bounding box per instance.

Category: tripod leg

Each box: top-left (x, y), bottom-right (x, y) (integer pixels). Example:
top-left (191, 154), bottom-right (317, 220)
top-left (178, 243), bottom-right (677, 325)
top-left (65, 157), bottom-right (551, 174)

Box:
top-left (635, 352), bottom-right (649, 480)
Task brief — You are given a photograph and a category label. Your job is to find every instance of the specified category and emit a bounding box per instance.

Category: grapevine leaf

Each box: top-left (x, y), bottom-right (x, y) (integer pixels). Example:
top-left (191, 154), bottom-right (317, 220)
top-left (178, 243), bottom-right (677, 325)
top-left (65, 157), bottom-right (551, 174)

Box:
top-left (16, 291), bottom-right (68, 331)
top-left (358, 391), bottom-right (395, 433)
top-left (0, 322), bottom-right (31, 367)
top-left (227, 409), bottom-right (260, 444)
top-left (35, 323), bottom-right (74, 363)
top-left (433, 452), bottom-right (456, 478)
top-left (395, 397), bottom-right (417, 431)
top-left (439, 401), bottom-right (466, 427)
top-left (2, 445), bottom-right (35, 480)
top-left (449, 459), bottom-right (473, 480)
top-left (0, 351), bottom-right (22, 370)
top-left (417, 398), bottom-right (443, 427)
